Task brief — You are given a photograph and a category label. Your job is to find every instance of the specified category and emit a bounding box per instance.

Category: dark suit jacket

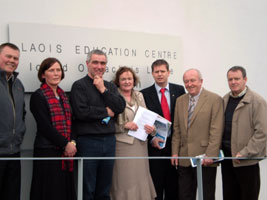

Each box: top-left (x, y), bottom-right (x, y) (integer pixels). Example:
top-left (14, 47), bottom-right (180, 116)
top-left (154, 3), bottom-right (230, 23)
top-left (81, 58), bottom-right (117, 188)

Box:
top-left (141, 83), bottom-right (185, 156)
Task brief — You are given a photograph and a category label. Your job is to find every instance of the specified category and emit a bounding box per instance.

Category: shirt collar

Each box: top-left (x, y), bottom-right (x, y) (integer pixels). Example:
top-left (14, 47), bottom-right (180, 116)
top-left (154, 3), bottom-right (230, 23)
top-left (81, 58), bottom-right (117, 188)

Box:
top-left (154, 82), bottom-right (170, 93)
top-left (7, 73), bottom-right (14, 82)
top-left (189, 87), bottom-right (203, 101)
top-left (230, 86), bottom-right (247, 98)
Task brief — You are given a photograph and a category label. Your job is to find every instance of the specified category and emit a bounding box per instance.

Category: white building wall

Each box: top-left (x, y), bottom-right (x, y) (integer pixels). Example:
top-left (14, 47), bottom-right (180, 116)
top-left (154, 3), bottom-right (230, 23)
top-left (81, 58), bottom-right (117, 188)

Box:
top-left (0, 1), bottom-right (266, 199)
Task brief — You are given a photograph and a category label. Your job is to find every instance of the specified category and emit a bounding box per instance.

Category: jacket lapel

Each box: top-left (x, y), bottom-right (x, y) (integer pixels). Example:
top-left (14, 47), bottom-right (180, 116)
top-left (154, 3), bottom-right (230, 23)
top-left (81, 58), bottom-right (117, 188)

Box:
top-left (149, 85), bottom-right (163, 115)
top-left (184, 94), bottom-right (190, 130)
top-left (169, 84), bottom-right (177, 110)
top-left (223, 93), bottom-right (230, 112)
top-left (235, 93), bottom-right (251, 110)
top-left (224, 90), bottom-right (251, 112)
top-left (189, 90), bottom-right (207, 127)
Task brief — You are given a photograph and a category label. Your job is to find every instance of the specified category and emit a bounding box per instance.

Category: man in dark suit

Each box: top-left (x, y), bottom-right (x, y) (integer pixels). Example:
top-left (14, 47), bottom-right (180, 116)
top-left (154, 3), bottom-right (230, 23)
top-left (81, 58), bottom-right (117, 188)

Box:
top-left (141, 59), bottom-right (185, 200)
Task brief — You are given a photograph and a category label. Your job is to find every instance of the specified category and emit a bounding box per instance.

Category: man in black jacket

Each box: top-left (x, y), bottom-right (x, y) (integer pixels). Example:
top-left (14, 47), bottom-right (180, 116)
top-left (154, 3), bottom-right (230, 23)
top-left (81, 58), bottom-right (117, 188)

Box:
top-left (70, 49), bottom-right (126, 200)
top-left (0, 43), bottom-right (26, 200)
top-left (141, 59), bottom-right (185, 200)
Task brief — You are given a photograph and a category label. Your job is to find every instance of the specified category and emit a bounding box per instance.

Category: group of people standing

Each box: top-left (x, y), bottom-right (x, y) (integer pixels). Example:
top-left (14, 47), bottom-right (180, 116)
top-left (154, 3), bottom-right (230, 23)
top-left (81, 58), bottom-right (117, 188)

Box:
top-left (0, 42), bottom-right (266, 200)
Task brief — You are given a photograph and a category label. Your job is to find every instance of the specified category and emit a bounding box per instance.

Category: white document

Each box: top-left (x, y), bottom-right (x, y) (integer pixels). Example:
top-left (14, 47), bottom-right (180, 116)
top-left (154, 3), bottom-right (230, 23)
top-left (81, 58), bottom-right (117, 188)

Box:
top-left (154, 115), bottom-right (172, 149)
top-left (128, 106), bottom-right (158, 141)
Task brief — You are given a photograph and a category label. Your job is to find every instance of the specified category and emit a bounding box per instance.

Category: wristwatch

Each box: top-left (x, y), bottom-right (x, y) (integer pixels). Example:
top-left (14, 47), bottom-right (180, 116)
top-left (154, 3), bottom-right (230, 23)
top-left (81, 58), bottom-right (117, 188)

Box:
top-left (70, 140), bottom-right (76, 146)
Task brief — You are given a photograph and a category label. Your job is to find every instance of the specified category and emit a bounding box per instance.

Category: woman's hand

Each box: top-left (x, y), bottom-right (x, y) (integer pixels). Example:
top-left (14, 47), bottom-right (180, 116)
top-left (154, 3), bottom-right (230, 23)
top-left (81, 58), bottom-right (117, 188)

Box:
top-left (124, 121), bottom-right (138, 131)
top-left (144, 124), bottom-right (155, 134)
top-left (64, 142), bottom-right (77, 157)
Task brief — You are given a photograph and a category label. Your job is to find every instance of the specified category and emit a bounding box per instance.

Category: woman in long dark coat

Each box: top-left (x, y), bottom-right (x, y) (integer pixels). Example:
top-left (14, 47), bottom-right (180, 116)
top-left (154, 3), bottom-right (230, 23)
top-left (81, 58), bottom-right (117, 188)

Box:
top-left (30, 57), bottom-right (77, 200)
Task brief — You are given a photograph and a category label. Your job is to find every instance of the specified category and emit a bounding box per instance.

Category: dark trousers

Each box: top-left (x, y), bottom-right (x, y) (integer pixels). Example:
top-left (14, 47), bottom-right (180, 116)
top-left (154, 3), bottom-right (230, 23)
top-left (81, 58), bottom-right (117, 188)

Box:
top-left (148, 139), bottom-right (179, 200)
top-left (77, 134), bottom-right (116, 200)
top-left (0, 152), bottom-right (21, 200)
top-left (178, 166), bottom-right (217, 200)
top-left (221, 159), bottom-right (260, 200)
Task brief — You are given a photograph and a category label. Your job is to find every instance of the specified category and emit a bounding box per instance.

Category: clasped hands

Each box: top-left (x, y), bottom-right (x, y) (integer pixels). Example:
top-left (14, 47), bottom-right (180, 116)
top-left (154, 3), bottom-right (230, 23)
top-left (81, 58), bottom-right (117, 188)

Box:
top-left (64, 141), bottom-right (77, 157)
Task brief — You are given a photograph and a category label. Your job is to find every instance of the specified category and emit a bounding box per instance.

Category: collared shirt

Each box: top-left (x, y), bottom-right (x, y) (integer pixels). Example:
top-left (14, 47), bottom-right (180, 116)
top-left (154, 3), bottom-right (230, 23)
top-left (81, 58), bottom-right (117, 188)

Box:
top-left (154, 83), bottom-right (171, 137)
top-left (230, 86), bottom-right (247, 98)
top-left (6, 73), bottom-right (14, 82)
top-left (188, 87), bottom-right (203, 110)
top-left (154, 83), bottom-right (171, 112)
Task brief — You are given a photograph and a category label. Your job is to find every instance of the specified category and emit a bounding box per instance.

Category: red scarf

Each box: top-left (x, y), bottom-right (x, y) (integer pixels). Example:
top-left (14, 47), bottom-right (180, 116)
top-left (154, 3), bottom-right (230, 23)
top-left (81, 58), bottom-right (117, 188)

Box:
top-left (40, 83), bottom-right (73, 172)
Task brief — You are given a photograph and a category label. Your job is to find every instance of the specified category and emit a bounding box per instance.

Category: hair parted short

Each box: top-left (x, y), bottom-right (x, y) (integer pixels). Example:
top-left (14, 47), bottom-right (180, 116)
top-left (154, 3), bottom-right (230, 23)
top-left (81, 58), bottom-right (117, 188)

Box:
top-left (113, 66), bottom-right (140, 87)
top-left (38, 57), bottom-right (65, 83)
top-left (227, 66), bottom-right (247, 78)
top-left (151, 59), bottom-right (169, 72)
top-left (0, 43), bottom-right (20, 53)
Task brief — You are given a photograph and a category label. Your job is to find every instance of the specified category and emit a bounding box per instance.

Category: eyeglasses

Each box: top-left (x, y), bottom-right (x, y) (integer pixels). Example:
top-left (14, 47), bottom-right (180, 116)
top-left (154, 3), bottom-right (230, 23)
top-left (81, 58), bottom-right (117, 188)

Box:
top-left (91, 60), bottom-right (106, 65)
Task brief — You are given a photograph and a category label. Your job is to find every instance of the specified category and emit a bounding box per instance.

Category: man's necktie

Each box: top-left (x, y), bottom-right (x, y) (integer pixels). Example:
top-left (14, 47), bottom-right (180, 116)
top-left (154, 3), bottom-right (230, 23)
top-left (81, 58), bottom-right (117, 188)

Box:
top-left (188, 97), bottom-right (195, 127)
top-left (160, 88), bottom-right (171, 121)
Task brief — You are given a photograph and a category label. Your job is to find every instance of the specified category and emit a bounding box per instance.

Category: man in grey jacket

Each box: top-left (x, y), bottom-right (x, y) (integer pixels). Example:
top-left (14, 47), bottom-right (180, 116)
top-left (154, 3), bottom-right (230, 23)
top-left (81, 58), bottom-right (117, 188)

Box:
top-left (221, 66), bottom-right (267, 200)
top-left (0, 43), bottom-right (26, 200)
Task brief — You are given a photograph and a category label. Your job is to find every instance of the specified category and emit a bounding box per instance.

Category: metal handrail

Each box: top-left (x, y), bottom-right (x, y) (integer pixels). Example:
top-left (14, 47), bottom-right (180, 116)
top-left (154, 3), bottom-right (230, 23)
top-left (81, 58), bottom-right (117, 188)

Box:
top-left (1, 156), bottom-right (266, 200)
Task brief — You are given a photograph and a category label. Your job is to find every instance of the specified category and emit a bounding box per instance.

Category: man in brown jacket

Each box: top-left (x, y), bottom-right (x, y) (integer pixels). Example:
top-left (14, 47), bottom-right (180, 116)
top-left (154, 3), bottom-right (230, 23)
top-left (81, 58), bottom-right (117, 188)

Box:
top-left (221, 66), bottom-right (267, 200)
top-left (171, 69), bottom-right (224, 200)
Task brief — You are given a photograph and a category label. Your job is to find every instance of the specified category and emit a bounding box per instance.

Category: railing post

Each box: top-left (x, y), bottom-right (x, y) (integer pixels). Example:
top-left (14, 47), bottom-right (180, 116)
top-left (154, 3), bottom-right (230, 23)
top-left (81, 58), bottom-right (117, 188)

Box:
top-left (77, 158), bottom-right (83, 200)
top-left (196, 158), bottom-right (203, 200)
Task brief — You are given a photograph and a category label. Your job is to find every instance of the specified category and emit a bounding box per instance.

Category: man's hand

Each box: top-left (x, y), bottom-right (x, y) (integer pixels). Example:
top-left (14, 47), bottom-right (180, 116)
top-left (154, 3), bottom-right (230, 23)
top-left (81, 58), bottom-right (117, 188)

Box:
top-left (151, 137), bottom-right (164, 149)
top-left (202, 157), bottom-right (213, 166)
top-left (234, 152), bottom-right (243, 164)
top-left (124, 121), bottom-right (138, 131)
top-left (93, 75), bottom-right (105, 93)
top-left (144, 124), bottom-right (155, 134)
top-left (171, 154), bottom-right (179, 168)
top-left (106, 107), bottom-right (114, 117)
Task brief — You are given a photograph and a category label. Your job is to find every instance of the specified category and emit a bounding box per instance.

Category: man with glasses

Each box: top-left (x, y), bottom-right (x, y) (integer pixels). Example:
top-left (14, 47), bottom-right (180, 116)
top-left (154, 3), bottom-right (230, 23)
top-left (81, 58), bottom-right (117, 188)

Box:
top-left (70, 49), bottom-right (126, 200)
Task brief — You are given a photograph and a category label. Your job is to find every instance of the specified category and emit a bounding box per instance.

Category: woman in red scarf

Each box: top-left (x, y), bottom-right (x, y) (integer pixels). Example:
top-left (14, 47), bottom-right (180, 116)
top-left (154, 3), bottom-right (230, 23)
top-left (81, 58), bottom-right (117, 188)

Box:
top-left (30, 57), bottom-right (77, 200)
